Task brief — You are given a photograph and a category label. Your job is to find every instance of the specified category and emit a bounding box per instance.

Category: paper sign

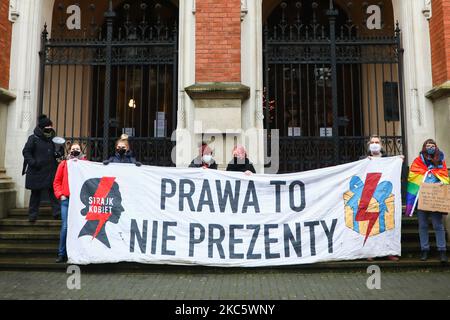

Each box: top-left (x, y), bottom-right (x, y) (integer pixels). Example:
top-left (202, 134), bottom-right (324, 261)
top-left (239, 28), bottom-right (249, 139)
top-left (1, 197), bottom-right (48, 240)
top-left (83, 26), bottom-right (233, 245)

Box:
top-left (418, 183), bottom-right (450, 213)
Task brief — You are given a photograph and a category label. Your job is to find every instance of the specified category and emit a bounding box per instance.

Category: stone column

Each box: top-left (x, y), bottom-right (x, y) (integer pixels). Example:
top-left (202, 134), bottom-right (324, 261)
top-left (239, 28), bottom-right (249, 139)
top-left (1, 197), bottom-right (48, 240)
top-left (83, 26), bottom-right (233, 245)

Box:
top-left (426, 0), bottom-right (450, 154)
top-left (0, 90), bottom-right (16, 168)
top-left (184, 0), bottom-right (251, 170)
top-left (5, 0), bottom-right (47, 208)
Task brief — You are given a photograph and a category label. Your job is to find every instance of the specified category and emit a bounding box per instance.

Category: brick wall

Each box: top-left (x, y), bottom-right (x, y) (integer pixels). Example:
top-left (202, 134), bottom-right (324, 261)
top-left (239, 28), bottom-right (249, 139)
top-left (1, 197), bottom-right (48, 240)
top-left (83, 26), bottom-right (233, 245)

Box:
top-left (195, 0), bottom-right (241, 82)
top-left (0, 0), bottom-right (12, 89)
top-left (429, 0), bottom-right (450, 86)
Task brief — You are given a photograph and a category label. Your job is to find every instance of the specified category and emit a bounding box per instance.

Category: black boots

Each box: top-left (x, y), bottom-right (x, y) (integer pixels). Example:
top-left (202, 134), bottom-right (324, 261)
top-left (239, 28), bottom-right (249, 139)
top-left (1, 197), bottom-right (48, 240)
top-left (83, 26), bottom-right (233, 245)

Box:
top-left (55, 255), bottom-right (67, 263)
top-left (420, 250), bottom-right (448, 263)
top-left (439, 251), bottom-right (448, 264)
top-left (420, 250), bottom-right (429, 261)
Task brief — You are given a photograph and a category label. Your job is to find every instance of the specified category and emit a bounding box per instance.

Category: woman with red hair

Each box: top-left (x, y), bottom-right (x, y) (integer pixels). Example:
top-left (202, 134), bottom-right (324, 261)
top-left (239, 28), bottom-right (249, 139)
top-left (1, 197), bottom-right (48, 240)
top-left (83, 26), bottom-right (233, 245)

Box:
top-left (226, 145), bottom-right (256, 175)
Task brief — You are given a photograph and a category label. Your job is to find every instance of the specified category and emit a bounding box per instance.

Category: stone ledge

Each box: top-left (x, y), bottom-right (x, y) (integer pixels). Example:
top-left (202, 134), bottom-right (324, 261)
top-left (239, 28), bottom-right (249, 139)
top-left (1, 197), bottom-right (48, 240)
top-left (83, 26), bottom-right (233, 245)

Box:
top-left (0, 88), bottom-right (16, 104)
top-left (185, 82), bottom-right (250, 101)
top-left (425, 81), bottom-right (450, 101)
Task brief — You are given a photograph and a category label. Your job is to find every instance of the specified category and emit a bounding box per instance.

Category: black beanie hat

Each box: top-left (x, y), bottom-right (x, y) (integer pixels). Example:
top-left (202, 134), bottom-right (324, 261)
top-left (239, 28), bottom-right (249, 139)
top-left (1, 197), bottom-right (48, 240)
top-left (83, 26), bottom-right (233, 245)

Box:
top-left (38, 115), bottom-right (52, 129)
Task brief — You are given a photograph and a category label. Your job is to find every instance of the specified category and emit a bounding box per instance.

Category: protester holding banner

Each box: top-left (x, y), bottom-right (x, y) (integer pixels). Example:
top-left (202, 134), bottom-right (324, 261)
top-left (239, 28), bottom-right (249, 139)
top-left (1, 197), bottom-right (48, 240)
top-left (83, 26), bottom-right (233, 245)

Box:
top-left (189, 143), bottom-right (218, 169)
top-left (226, 145), bottom-right (256, 175)
top-left (406, 139), bottom-right (449, 263)
top-left (362, 135), bottom-right (400, 262)
top-left (22, 115), bottom-right (61, 222)
top-left (103, 135), bottom-right (142, 166)
top-left (53, 142), bottom-right (87, 263)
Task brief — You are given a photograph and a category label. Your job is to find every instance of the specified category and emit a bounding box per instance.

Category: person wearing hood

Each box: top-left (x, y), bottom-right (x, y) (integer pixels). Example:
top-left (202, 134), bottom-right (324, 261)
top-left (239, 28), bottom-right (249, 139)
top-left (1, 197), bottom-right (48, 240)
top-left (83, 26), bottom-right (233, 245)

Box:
top-left (53, 142), bottom-right (87, 263)
top-left (22, 115), bottom-right (61, 222)
top-left (226, 145), bottom-right (256, 175)
top-left (103, 134), bottom-right (142, 166)
top-left (407, 139), bottom-right (449, 263)
top-left (189, 143), bottom-right (218, 169)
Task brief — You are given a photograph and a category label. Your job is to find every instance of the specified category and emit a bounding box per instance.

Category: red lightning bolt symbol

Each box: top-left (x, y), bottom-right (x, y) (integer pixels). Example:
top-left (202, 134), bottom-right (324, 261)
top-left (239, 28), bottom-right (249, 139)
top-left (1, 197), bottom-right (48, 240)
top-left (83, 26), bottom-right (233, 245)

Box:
top-left (356, 173), bottom-right (382, 245)
top-left (85, 177), bottom-right (116, 240)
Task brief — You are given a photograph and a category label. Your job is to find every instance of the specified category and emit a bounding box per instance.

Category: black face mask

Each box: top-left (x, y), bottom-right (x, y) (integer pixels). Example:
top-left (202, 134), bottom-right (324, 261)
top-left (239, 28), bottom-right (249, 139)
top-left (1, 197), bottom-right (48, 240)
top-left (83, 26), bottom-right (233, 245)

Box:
top-left (43, 128), bottom-right (55, 138)
top-left (70, 150), bottom-right (81, 157)
top-left (117, 148), bottom-right (127, 156)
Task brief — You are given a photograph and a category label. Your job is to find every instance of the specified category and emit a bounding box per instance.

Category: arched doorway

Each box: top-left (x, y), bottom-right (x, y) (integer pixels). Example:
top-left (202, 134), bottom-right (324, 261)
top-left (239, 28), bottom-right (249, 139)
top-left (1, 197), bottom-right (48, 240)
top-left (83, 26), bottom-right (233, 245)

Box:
top-left (263, 0), bottom-right (405, 172)
top-left (38, 0), bottom-right (178, 165)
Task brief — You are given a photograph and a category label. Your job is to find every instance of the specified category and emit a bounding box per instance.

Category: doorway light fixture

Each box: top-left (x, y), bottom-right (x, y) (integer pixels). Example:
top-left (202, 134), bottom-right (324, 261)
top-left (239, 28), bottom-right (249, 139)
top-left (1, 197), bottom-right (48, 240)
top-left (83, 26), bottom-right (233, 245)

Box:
top-left (128, 98), bottom-right (137, 109)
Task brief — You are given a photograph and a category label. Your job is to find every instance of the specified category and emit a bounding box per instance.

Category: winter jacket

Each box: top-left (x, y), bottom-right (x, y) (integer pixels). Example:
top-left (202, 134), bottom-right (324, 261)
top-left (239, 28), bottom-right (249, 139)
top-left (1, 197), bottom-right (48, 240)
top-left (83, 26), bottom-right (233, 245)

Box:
top-left (226, 157), bottom-right (256, 173)
top-left (189, 156), bottom-right (218, 169)
top-left (22, 127), bottom-right (58, 190)
top-left (108, 151), bottom-right (137, 164)
top-left (53, 157), bottom-right (87, 200)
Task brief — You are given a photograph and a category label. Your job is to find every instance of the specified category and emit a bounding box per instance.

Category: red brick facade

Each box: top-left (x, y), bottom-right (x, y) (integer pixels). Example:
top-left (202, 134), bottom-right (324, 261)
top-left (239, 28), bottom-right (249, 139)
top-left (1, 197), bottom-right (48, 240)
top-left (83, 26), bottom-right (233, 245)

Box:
top-left (429, 0), bottom-right (450, 86)
top-left (0, 0), bottom-right (12, 89)
top-left (195, 0), bottom-right (241, 82)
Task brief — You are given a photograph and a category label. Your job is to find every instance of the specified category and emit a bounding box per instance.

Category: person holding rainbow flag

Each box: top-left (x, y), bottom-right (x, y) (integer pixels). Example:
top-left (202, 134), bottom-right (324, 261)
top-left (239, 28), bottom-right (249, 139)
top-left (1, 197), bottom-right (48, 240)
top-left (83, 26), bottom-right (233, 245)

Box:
top-left (405, 139), bottom-right (449, 263)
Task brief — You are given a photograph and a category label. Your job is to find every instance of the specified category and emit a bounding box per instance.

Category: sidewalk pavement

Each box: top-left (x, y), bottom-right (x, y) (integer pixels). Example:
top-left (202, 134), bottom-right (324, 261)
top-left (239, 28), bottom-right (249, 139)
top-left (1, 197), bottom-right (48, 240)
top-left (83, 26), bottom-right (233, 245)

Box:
top-left (0, 269), bottom-right (449, 300)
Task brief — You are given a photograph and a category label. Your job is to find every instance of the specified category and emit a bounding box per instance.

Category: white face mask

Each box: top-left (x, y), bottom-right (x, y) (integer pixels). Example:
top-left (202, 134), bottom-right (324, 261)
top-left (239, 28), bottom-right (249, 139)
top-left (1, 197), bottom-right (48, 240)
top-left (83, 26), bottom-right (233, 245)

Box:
top-left (369, 143), bottom-right (382, 154)
top-left (202, 155), bottom-right (213, 163)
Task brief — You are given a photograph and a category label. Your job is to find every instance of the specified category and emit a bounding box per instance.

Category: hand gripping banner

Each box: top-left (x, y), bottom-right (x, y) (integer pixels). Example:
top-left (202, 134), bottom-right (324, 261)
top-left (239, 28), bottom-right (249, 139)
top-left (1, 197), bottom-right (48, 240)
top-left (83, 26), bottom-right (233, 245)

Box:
top-left (67, 157), bottom-right (403, 267)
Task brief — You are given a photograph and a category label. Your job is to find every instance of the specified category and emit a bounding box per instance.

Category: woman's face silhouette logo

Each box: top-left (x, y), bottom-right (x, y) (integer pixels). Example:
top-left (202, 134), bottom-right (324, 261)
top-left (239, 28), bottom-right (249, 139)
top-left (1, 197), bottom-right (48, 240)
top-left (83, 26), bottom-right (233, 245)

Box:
top-left (78, 177), bottom-right (124, 248)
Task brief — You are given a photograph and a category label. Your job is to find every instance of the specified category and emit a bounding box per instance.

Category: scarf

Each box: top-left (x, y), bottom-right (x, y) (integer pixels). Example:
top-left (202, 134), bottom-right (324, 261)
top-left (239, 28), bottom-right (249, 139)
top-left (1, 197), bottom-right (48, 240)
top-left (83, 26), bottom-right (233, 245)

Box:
top-left (405, 155), bottom-right (449, 216)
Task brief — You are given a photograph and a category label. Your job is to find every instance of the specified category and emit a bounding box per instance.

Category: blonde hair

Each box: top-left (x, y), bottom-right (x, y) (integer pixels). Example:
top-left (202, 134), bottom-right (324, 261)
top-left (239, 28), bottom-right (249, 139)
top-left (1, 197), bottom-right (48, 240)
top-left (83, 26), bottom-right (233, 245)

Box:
top-left (115, 134), bottom-right (130, 149)
top-left (367, 135), bottom-right (383, 147)
top-left (68, 141), bottom-right (81, 150)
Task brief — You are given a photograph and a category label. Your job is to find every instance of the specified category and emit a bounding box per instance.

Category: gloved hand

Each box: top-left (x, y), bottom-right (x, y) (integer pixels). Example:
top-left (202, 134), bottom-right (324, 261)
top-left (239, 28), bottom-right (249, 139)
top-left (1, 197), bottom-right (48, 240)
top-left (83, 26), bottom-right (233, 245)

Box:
top-left (135, 161), bottom-right (142, 167)
top-left (103, 160), bottom-right (111, 165)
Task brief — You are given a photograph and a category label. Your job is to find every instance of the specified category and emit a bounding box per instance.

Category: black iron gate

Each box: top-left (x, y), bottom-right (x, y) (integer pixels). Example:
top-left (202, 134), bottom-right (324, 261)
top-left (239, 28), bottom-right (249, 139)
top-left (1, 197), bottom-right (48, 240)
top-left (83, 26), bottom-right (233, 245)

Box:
top-left (38, 1), bottom-right (177, 165)
top-left (263, 1), bottom-right (406, 173)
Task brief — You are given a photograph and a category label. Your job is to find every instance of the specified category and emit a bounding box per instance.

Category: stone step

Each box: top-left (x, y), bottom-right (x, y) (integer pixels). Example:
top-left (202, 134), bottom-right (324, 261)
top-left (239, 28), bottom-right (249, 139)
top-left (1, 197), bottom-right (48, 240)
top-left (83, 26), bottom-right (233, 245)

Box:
top-left (0, 243), bottom-right (58, 255)
top-left (0, 177), bottom-right (14, 190)
top-left (0, 219), bottom-right (61, 231)
top-left (0, 239), bottom-right (58, 245)
top-left (8, 207), bottom-right (54, 218)
top-left (0, 189), bottom-right (16, 219)
top-left (0, 257), bottom-right (446, 272)
top-left (0, 231), bottom-right (59, 241)
top-left (401, 229), bottom-right (436, 241)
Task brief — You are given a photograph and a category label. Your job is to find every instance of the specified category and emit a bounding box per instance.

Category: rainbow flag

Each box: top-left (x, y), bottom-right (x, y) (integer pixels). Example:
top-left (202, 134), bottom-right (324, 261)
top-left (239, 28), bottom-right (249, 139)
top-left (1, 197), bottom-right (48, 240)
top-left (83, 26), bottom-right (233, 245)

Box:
top-left (405, 156), bottom-right (450, 216)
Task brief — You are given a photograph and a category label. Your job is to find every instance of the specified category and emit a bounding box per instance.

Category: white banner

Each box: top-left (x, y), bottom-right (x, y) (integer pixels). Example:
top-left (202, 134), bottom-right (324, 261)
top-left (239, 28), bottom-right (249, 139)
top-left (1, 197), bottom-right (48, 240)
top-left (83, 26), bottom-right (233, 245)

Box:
top-left (67, 157), bottom-right (403, 267)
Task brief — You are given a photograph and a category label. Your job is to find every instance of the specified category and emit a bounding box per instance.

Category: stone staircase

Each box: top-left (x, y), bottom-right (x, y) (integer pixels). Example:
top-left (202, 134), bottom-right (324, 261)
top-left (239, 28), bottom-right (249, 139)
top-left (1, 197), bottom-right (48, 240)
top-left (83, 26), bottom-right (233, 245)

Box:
top-left (0, 205), bottom-right (447, 272)
top-left (0, 168), bottom-right (16, 220)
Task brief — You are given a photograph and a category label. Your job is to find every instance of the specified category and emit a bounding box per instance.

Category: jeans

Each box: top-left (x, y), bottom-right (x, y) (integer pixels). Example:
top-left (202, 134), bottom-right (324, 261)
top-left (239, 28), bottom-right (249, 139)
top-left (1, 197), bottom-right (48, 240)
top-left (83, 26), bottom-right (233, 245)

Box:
top-left (417, 210), bottom-right (447, 252)
top-left (28, 188), bottom-right (60, 220)
top-left (58, 199), bottom-right (69, 257)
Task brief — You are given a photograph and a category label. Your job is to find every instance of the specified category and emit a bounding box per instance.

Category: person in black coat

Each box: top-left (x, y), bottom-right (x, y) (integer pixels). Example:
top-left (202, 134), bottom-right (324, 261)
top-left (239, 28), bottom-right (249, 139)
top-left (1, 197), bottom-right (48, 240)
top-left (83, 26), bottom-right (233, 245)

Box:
top-left (189, 143), bottom-right (218, 169)
top-left (103, 135), bottom-right (142, 166)
top-left (226, 145), bottom-right (256, 175)
top-left (22, 115), bottom-right (61, 222)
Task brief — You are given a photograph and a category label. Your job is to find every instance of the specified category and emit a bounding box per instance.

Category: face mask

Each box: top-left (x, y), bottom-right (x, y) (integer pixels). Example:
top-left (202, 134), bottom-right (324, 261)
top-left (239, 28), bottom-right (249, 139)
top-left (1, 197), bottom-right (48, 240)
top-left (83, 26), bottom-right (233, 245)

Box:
top-left (117, 148), bottom-right (127, 156)
top-left (426, 147), bottom-right (436, 155)
top-left (43, 128), bottom-right (55, 138)
top-left (202, 155), bottom-right (213, 164)
top-left (70, 150), bottom-right (81, 157)
top-left (369, 143), bottom-right (382, 154)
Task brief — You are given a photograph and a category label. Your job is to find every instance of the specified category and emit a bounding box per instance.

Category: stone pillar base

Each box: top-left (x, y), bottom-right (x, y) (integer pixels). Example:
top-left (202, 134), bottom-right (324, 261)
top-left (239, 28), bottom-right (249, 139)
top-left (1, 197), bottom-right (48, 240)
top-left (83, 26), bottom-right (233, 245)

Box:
top-left (185, 82), bottom-right (250, 169)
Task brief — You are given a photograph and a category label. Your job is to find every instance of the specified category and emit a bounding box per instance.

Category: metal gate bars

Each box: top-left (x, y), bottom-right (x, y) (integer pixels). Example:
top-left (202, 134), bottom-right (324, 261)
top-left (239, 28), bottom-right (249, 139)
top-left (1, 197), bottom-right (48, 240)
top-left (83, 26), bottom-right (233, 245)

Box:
top-left (38, 1), bottom-right (178, 165)
top-left (263, 0), bottom-right (406, 173)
